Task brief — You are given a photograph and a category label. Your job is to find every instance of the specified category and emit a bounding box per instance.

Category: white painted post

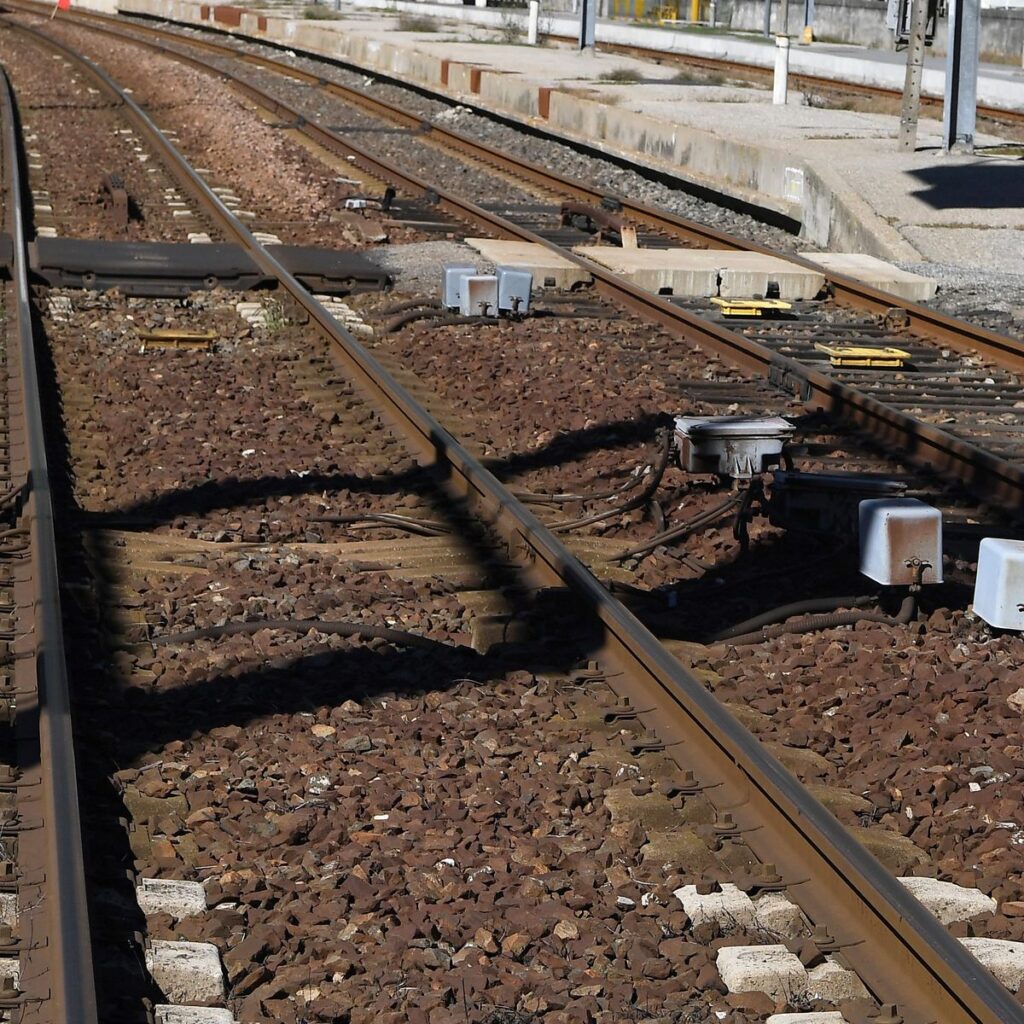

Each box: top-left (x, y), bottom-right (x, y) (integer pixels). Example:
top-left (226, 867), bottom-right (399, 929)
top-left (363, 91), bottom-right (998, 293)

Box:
top-left (528, 0), bottom-right (539, 43)
top-left (773, 34), bottom-right (789, 104)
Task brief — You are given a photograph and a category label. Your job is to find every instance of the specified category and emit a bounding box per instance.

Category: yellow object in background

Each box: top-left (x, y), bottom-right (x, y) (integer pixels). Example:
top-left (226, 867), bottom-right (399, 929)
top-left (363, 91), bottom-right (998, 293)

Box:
top-left (814, 343), bottom-right (910, 368)
top-left (711, 297), bottom-right (792, 317)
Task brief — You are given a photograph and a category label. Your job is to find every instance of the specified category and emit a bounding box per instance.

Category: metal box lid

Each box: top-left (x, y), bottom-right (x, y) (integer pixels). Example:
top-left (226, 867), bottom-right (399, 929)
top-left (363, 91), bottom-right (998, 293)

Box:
top-left (973, 537), bottom-right (1024, 630)
top-left (674, 415), bottom-right (795, 440)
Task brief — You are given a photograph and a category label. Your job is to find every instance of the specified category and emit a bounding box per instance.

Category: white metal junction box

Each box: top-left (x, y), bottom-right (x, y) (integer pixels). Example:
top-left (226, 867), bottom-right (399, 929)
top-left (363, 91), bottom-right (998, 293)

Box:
top-left (973, 537), bottom-right (1024, 630)
top-left (460, 275), bottom-right (499, 317)
top-left (858, 498), bottom-right (942, 586)
top-left (442, 264), bottom-right (476, 310)
top-left (496, 266), bottom-right (533, 314)
top-left (674, 416), bottom-right (795, 479)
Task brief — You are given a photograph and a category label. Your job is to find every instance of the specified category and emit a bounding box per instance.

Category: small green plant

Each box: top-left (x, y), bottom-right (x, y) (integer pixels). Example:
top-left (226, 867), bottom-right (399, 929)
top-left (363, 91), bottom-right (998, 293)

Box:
top-left (671, 68), bottom-right (726, 86)
top-left (397, 13), bottom-right (438, 31)
top-left (259, 297), bottom-right (290, 334)
top-left (598, 66), bottom-right (642, 83)
top-left (302, 3), bottom-right (342, 18)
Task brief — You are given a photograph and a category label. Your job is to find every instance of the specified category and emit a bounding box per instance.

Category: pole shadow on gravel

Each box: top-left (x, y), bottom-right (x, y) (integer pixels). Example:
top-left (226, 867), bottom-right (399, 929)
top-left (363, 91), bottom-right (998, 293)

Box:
top-left (78, 412), bottom-right (670, 528)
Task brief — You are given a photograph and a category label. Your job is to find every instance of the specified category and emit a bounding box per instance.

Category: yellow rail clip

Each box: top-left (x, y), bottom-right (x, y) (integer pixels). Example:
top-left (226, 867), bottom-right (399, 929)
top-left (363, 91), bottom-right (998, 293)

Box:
top-left (711, 297), bottom-right (792, 317)
top-left (137, 328), bottom-right (218, 351)
top-left (814, 343), bottom-right (910, 368)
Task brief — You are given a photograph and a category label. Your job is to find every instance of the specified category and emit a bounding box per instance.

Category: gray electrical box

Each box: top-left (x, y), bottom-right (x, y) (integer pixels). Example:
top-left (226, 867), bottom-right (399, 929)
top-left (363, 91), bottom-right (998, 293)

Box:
top-left (442, 264), bottom-right (476, 310)
top-left (887, 0), bottom-right (938, 45)
top-left (496, 266), bottom-right (532, 315)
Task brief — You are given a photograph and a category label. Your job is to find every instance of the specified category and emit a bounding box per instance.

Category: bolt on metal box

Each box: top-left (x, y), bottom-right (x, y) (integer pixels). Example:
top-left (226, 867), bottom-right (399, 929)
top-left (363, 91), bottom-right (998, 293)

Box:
top-left (496, 266), bottom-right (532, 314)
top-left (442, 264), bottom-right (476, 310)
top-left (674, 416), bottom-right (794, 479)
top-left (973, 537), bottom-right (1024, 630)
top-left (858, 498), bottom-right (942, 586)
top-left (460, 275), bottom-right (499, 317)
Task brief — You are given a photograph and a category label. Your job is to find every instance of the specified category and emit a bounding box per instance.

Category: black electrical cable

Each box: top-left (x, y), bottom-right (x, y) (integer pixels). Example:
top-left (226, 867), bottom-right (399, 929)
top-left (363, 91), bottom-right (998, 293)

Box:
top-left (514, 461), bottom-right (654, 506)
top-left (610, 489), bottom-right (746, 561)
top-left (383, 310), bottom-right (492, 333)
top-left (309, 512), bottom-right (451, 536)
top-left (719, 594), bottom-right (918, 647)
top-left (550, 429), bottom-right (673, 534)
top-left (709, 594), bottom-right (877, 642)
top-left (147, 619), bottom-right (452, 651)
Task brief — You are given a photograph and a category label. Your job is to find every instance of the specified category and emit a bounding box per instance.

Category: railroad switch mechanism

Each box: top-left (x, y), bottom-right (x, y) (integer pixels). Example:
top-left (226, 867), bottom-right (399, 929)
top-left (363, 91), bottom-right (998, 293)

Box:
top-left (99, 171), bottom-right (130, 231)
top-left (674, 416), bottom-right (794, 479)
top-left (973, 537), bottom-right (1024, 629)
top-left (858, 498), bottom-right (943, 586)
top-left (814, 342), bottom-right (911, 369)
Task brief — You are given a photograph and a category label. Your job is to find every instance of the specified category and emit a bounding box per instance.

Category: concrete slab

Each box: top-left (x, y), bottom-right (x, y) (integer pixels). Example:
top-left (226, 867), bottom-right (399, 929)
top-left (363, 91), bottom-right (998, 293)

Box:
top-left (574, 246), bottom-right (720, 297)
top-left (137, 878), bottom-right (207, 919)
top-left (146, 941), bottom-right (226, 1005)
top-left (806, 958), bottom-right (870, 1000)
top-left (716, 252), bottom-right (825, 301)
top-left (767, 1015), bottom-right (848, 1024)
top-left (898, 876), bottom-right (996, 925)
top-left (464, 239), bottom-right (590, 290)
top-left (674, 882), bottom-right (758, 931)
top-left (798, 252), bottom-right (938, 302)
top-left (716, 944), bottom-right (808, 1000)
top-left (961, 937), bottom-right (1024, 989)
top-left (752, 892), bottom-right (805, 939)
top-left (0, 894), bottom-right (16, 927)
top-left (155, 1009), bottom-right (237, 1024)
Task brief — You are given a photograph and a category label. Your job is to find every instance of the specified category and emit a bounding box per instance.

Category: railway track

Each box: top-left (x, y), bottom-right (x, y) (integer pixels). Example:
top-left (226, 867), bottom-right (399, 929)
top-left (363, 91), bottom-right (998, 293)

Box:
top-left (8, 2), bottom-right (1024, 510)
top-left (0, 63), bottom-right (96, 1022)
top-left (1, 12), bottom-right (1024, 1024)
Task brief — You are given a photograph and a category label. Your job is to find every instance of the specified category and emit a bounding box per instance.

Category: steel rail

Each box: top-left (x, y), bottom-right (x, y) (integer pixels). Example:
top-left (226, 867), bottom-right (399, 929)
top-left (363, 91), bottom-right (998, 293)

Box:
top-left (7, 8), bottom-right (1024, 511)
top-left (9, 20), bottom-right (1024, 1024)
top-left (0, 63), bottom-right (98, 1024)
top-left (18, 0), bottom-right (1024, 372)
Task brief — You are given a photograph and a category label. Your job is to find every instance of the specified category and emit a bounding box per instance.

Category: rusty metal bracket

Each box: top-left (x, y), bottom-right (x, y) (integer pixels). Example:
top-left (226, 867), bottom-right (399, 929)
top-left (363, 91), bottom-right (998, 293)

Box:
top-left (99, 171), bottom-right (129, 230)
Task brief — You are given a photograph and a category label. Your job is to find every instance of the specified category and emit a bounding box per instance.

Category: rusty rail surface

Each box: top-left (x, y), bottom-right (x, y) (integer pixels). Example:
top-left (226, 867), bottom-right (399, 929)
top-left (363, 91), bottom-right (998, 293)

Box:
top-left (7, 5), bottom-right (1024, 513)
top-left (0, 64), bottom-right (98, 1024)
top-left (8, 19), bottom-right (1024, 1024)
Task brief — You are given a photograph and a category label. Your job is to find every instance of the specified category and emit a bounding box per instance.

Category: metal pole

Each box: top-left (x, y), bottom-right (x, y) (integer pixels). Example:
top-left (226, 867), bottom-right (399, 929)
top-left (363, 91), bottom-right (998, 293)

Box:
top-left (780, 0), bottom-right (789, 34)
top-left (763, 0), bottom-right (772, 36)
top-left (943, 0), bottom-right (980, 153)
top-left (579, 0), bottom-right (596, 48)
top-left (528, 0), bottom-right (539, 43)
top-left (774, 34), bottom-right (790, 103)
top-left (897, 0), bottom-right (929, 151)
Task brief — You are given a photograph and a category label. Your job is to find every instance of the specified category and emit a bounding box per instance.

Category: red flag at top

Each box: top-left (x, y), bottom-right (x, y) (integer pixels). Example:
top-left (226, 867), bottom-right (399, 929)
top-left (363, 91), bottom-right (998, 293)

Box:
top-left (50, 0), bottom-right (70, 17)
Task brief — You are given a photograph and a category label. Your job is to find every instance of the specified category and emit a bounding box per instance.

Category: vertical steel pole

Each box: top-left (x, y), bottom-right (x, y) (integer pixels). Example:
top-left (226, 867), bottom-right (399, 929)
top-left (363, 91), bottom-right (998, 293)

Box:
top-left (579, 0), bottom-right (596, 48)
top-left (943, 0), bottom-right (980, 153)
top-left (763, 0), bottom-right (772, 36)
top-left (780, 0), bottom-right (789, 34)
top-left (898, 0), bottom-right (929, 151)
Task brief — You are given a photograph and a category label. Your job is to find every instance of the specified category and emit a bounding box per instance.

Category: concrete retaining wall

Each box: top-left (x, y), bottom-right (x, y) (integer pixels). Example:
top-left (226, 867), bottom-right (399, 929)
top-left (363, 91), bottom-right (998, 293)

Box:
top-left (728, 0), bottom-right (1024, 60)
